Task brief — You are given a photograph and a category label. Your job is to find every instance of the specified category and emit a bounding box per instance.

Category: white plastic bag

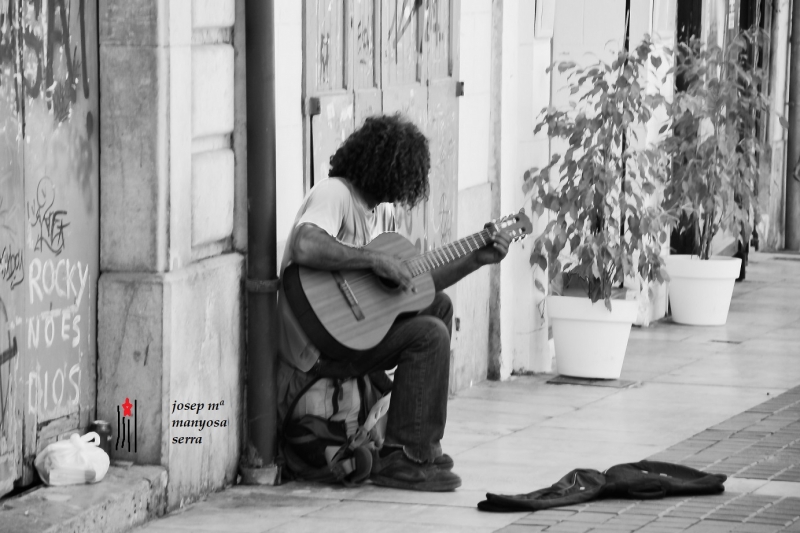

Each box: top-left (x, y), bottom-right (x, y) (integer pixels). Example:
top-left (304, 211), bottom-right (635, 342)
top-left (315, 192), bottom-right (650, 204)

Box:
top-left (34, 432), bottom-right (110, 486)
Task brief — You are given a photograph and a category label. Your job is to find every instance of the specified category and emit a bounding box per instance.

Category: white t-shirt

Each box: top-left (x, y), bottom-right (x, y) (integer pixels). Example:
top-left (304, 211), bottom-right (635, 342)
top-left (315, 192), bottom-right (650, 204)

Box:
top-left (277, 177), bottom-right (395, 371)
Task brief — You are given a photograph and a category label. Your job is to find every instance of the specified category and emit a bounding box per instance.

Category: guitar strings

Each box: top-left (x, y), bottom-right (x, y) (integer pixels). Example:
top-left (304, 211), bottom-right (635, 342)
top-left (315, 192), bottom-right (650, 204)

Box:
top-left (338, 229), bottom-right (493, 290)
top-left (329, 210), bottom-right (529, 292)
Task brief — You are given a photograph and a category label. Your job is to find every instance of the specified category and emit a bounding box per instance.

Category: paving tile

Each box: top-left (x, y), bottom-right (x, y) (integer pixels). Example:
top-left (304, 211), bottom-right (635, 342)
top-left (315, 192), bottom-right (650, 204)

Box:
top-left (132, 497), bottom-right (337, 533)
top-left (707, 514), bottom-right (756, 523)
top-left (513, 515), bottom-right (561, 527)
top-left (266, 516), bottom-right (497, 533)
top-left (753, 485), bottom-right (800, 499)
top-left (582, 500), bottom-right (636, 514)
top-left (495, 526), bottom-right (547, 533)
top-left (540, 522), bottom-right (594, 533)
top-left (610, 514), bottom-right (657, 526)
top-left (305, 500), bottom-right (521, 530)
top-left (654, 516), bottom-right (704, 527)
top-left (559, 512), bottom-right (611, 524)
top-left (635, 526), bottom-right (691, 533)
top-left (350, 485), bottom-right (488, 508)
top-left (582, 526), bottom-right (636, 533)
top-left (731, 524), bottom-right (783, 533)
top-left (556, 504), bottom-right (591, 512)
top-left (773, 469), bottom-right (800, 484)
top-left (683, 520), bottom-right (738, 532)
top-left (726, 478), bottom-right (771, 494)
top-left (666, 510), bottom-right (714, 520)
top-left (747, 517), bottom-right (797, 527)
top-left (530, 510), bottom-right (579, 520)
top-left (780, 519), bottom-right (800, 531)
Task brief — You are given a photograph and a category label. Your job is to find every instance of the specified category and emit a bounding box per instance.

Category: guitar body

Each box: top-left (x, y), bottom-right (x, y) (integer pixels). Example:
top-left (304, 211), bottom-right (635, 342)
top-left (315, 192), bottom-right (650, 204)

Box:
top-left (283, 232), bottom-right (436, 358)
top-left (283, 211), bottom-right (532, 360)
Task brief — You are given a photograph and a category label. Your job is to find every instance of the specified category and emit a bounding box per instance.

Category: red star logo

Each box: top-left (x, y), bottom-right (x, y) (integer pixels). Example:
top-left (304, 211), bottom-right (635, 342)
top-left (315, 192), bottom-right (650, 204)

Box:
top-left (122, 398), bottom-right (133, 417)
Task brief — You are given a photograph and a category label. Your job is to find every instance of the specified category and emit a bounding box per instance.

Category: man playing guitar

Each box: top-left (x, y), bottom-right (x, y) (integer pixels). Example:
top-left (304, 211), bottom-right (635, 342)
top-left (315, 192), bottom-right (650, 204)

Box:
top-left (277, 114), bottom-right (512, 492)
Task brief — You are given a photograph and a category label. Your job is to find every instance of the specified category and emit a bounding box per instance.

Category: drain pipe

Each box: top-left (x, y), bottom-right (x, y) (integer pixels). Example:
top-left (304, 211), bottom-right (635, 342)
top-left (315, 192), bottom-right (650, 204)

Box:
top-left (787, 0), bottom-right (800, 250)
top-left (244, 0), bottom-right (279, 467)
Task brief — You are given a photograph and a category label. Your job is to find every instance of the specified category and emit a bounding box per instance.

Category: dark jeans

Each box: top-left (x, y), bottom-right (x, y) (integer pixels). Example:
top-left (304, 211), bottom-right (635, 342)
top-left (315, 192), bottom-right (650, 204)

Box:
top-left (314, 292), bottom-right (453, 463)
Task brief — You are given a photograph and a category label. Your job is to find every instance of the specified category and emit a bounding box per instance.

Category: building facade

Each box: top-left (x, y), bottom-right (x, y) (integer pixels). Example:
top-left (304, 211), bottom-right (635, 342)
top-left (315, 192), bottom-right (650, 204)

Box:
top-left (0, 0), bottom-right (791, 510)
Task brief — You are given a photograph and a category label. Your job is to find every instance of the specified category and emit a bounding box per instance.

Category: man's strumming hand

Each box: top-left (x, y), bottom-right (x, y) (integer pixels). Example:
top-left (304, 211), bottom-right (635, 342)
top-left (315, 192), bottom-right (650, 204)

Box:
top-left (370, 252), bottom-right (416, 292)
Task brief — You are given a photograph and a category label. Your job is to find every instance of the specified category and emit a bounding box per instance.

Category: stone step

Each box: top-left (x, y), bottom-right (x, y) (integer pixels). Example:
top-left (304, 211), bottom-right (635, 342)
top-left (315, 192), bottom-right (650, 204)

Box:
top-left (0, 466), bottom-right (166, 533)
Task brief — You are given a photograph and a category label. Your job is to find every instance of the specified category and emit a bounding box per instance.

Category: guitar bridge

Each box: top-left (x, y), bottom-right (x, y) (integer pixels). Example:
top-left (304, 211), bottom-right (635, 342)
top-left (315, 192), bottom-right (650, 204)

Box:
top-left (331, 271), bottom-right (365, 321)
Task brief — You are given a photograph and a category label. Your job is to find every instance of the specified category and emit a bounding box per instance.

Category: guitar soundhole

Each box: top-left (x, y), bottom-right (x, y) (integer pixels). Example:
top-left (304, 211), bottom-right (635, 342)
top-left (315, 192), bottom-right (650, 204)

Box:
top-left (377, 277), bottom-right (401, 291)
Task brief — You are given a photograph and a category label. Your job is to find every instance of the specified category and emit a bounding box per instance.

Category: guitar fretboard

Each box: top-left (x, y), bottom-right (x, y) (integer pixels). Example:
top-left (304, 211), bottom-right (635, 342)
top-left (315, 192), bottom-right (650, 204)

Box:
top-left (404, 229), bottom-right (492, 277)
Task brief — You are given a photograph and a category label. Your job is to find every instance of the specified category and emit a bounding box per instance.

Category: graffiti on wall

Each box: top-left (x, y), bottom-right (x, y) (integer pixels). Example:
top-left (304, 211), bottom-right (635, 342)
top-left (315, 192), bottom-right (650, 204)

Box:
top-left (19, 0), bottom-right (90, 121)
top-left (21, 0), bottom-right (97, 426)
top-left (0, 196), bottom-right (24, 291)
top-left (27, 177), bottom-right (69, 256)
top-left (354, 0), bottom-right (375, 87)
top-left (0, 0), bottom-right (98, 490)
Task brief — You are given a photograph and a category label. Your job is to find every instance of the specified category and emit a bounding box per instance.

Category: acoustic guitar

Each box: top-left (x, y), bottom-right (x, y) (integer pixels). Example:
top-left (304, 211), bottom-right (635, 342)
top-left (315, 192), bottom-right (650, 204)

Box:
top-left (282, 212), bottom-right (533, 359)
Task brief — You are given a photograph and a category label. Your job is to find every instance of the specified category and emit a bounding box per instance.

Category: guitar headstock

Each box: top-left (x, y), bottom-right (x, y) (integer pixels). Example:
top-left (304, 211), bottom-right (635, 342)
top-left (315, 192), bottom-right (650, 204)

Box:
top-left (491, 210), bottom-right (533, 242)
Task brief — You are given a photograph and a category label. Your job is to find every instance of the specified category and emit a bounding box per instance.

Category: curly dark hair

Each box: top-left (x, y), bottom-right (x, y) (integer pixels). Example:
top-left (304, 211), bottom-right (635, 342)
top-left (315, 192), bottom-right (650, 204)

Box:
top-left (329, 114), bottom-right (430, 207)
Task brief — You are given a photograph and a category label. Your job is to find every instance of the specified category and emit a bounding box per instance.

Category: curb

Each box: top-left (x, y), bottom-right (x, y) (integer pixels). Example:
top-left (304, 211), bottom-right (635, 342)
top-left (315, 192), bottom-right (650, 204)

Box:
top-left (0, 466), bottom-right (167, 533)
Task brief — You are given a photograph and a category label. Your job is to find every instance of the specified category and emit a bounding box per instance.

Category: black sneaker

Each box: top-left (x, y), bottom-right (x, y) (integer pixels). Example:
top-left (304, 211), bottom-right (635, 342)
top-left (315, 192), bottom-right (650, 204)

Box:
top-left (371, 450), bottom-right (461, 492)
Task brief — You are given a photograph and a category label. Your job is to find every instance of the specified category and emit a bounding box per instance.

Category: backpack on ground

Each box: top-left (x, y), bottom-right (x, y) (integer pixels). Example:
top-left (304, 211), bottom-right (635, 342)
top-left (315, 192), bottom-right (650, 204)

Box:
top-left (280, 374), bottom-right (391, 486)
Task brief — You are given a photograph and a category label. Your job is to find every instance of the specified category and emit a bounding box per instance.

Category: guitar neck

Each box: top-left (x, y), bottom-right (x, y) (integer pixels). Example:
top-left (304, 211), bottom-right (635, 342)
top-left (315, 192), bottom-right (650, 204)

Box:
top-left (403, 229), bottom-right (492, 277)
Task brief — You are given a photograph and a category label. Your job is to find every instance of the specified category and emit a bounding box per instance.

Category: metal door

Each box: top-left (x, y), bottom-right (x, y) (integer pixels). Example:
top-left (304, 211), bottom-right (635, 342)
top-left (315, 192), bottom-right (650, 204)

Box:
top-left (303, 0), bottom-right (460, 255)
top-left (424, 0), bottom-right (459, 251)
top-left (305, 0), bottom-right (355, 188)
top-left (0, 0), bottom-right (99, 494)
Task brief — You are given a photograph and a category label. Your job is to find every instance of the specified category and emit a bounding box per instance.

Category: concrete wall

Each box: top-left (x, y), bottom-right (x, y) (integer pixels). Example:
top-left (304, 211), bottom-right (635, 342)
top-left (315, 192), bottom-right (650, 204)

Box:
top-left (493, 0), bottom-right (551, 379)
top-left (274, 1), bottom-right (305, 268)
top-left (98, 0), bottom-right (244, 510)
top-left (457, 1), bottom-right (492, 193)
top-left (451, 1), bottom-right (492, 389)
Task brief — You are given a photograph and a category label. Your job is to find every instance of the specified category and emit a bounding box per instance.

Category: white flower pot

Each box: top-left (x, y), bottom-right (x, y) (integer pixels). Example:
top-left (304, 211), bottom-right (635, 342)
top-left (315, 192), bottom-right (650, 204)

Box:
top-left (547, 296), bottom-right (638, 379)
top-left (665, 255), bottom-right (742, 326)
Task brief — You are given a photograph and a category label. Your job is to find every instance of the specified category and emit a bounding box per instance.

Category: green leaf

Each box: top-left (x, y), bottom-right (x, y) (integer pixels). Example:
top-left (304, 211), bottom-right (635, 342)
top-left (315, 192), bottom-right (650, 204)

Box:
top-left (779, 115), bottom-right (790, 129)
top-left (534, 278), bottom-right (545, 293)
top-left (530, 252), bottom-right (548, 272)
top-left (650, 55), bottom-right (662, 68)
top-left (558, 61), bottom-right (577, 73)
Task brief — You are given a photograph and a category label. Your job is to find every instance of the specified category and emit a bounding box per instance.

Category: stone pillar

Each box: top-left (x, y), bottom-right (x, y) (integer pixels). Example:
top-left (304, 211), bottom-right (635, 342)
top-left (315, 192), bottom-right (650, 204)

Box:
top-left (97, 0), bottom-right (245, 510)
top-left (764, 0), bottom-right (791, 250)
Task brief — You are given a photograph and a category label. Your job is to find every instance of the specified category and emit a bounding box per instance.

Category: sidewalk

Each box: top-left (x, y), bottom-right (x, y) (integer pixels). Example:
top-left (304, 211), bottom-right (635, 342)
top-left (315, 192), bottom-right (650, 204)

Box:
top-left (126, 252), bottom-right (799, 532)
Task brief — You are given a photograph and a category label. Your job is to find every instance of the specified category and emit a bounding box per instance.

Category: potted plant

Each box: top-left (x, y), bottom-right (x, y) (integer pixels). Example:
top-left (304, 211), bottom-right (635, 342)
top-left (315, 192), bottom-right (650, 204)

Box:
top-left (524, 37), bottom-right (674, 379)
top-left (662, 30), bottom-right (775, 326)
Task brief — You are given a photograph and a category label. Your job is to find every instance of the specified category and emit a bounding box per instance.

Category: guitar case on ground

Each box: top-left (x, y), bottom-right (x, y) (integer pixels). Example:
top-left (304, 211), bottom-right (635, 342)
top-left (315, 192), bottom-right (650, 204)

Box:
top-left (477, 461), bottom-right (727, 512)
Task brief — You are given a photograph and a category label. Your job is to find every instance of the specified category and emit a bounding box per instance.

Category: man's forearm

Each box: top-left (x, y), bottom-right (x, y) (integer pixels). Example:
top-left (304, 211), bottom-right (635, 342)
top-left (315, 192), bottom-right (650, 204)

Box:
top-left (431, 253), bottom-right (483, 292)
top-left (292, 224), bottom-right (378, 270)
top-left (292, 224), bottom-right (417, 292)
